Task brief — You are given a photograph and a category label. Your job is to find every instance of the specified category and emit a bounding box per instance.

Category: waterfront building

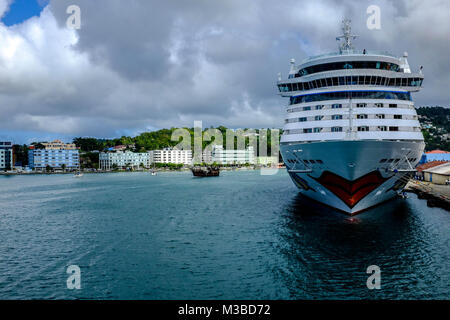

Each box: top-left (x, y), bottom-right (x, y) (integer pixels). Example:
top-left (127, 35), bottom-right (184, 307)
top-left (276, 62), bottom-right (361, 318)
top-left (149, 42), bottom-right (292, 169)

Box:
top-left (99, 151), bottom-right (150, 170)
top-left (0, 141), bottom-right (13, 171)
top-left (257, 156), bottom-right (279, 166)
top-left (40, 140), bottom-right (76, 150)
top-left (149, 148), bottom-right (192, 165)
top-left (277, 19), bottom-right (424, 214)
top-left (423, 162), bottom-right (450, 185)
top-left (211, 145), bottom-right (255, 165)
top-left (419, 150), bottom-right (450, 163)
top-left (28, 140), bottom-right (79, 170)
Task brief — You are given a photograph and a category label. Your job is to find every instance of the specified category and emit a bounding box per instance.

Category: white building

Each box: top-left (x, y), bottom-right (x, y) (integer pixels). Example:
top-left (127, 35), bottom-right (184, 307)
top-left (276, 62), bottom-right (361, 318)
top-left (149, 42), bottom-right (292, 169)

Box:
top-left (210, 145), bottom-right (255, 165)
top-left (99, 151), bottom-right (150, 170)
top-left (148, 148), bottom-right (192, 165)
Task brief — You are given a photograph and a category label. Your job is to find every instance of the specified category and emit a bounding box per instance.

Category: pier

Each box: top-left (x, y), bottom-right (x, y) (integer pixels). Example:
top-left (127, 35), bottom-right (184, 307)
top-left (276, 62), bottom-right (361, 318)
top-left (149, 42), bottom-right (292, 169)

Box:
top-left (405, 180), bottom-right (450, 210)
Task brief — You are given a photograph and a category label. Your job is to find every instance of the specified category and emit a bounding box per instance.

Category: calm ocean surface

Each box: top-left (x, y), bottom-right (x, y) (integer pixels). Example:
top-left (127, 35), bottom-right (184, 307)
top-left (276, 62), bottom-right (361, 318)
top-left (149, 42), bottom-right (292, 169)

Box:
top-left (0, 170), bottom-right (448, 300)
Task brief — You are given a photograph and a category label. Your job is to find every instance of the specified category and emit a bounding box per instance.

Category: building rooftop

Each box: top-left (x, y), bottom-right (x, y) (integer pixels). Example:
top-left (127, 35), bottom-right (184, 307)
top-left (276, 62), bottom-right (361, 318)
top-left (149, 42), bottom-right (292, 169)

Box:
top-left (416, 161), bottom-right (448, 172)
top-left (426, 149), bottom-right (450, 154)
top-left (423, 162), bottom-right (450, 175)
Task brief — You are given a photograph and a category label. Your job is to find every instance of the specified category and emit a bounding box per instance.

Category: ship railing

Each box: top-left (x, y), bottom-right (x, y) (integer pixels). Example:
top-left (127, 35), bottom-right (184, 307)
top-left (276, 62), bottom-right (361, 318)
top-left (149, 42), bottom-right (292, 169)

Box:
top-left (300, 50), bottom-right (397, 64)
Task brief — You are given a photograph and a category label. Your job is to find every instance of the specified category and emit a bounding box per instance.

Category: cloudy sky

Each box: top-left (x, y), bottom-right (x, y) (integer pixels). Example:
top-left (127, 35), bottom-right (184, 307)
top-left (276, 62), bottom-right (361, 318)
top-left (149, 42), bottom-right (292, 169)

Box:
top-left (0, 0), bottom-right (449, 143)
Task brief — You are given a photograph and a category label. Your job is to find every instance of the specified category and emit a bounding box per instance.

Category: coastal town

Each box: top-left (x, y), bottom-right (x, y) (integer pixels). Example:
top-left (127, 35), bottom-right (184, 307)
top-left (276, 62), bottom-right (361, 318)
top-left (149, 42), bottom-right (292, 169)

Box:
top-left (0, 139), bottom-right (278, 173)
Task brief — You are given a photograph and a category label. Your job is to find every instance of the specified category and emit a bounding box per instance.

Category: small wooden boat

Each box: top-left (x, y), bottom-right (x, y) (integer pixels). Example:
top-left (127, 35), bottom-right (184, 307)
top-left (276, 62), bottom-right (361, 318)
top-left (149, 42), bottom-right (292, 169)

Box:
top-left (191, 166), bottom-right (220, 177)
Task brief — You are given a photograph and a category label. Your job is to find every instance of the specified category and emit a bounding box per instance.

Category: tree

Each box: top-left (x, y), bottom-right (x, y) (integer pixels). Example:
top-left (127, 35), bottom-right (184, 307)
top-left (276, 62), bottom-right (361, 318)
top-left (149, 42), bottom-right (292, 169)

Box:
top-left (46, 165), bottom-right (53, 173)
top-left (61, 164), bottom-right (66, 172)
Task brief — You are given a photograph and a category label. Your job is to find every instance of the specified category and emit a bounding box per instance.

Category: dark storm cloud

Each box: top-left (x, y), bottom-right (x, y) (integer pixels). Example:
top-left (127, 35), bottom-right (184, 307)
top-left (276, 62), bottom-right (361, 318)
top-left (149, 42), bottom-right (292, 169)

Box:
top-left (0, 0), bottom-right (448, 139)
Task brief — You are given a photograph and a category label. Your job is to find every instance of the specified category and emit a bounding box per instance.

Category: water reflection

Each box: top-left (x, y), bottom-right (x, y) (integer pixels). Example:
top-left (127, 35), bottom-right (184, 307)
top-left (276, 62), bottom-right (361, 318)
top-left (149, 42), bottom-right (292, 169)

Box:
top-left (275, 193), bottom-right (443, 299)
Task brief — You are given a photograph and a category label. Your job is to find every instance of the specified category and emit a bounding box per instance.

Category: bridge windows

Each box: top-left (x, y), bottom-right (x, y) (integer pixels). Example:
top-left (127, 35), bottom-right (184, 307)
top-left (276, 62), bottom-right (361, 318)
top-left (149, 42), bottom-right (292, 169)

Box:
top-left (278, 76), bottom-right (423, 93)
top-left (289, 91), bottom-right (411, 105)
top-left (295, 61), bottom-right (400, 77)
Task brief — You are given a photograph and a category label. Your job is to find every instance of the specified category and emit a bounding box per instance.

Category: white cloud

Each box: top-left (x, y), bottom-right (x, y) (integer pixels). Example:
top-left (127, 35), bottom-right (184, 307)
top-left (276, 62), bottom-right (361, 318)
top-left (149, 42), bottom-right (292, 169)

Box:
top-left (0, 0), bottom-right (448, 141)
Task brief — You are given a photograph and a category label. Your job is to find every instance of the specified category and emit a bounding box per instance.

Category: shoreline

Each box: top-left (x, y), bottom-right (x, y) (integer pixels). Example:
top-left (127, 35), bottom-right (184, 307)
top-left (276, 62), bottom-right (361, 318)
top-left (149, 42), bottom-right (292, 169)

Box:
top-left (0, 166), bottom-right (282, 176)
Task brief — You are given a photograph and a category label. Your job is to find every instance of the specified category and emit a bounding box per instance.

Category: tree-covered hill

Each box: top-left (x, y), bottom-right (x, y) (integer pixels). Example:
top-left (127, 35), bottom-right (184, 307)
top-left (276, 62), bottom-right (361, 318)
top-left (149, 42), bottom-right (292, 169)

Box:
top-left (417, 106), bottom-right (450, 151)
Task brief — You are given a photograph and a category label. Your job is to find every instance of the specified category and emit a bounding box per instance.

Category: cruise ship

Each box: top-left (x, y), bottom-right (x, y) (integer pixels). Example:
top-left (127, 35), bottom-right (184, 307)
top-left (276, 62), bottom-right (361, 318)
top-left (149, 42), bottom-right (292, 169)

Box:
top-left (278, 19), bottom-right (425, 215)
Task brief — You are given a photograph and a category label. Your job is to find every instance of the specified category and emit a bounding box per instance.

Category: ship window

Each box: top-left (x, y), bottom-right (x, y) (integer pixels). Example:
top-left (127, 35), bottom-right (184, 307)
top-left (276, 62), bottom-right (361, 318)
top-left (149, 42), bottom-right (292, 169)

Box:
top-left (303, 106), bottom-right (311, 111)
top-left (387, 159), bottom-right (394, 163)
top-left (299, 117), bottom-right (307, 122)
top-left (314, 115), bottom-right (323, 121)
top-left (394, 115), bottom-right (402, 119)
top-left (375, 103), bottom-right (384, 108)
top-left (289, 91), bottom-right (411, 105)
top-left (357, 114), bottom-right (368, 119)
top-left (356, 103), bottom-right (367, 108)
top-left (313, 127), bottom-right (322, 133)
top-left (316, 160), bottom-right (323, 164)
top-left (389, 104), bottom-right (397, 108)
top-left (378, 126), bottom-right (387, 131)
top-left (379, 159), bottom-right (387, 163)
top-left (331, 127), bottom-right (343, 132)
top-left (309, 160), bottom-right (316, 164)
top-left (315, 105), bottom-right (324, 110)
top-left (332, 104), bottom-right (342, 109)
top-left (389, 126), bottom-right (399, 131)
top-left (345, 76), bottom-right (352, 85)
top-left (332, 115), bottom-right (343, 120)
top-left (357, 126), bottom-right (369, 131)
top-left (376, 114), bottom-right (385, 119)
top-left (303, 128), bottom-right (312, 133)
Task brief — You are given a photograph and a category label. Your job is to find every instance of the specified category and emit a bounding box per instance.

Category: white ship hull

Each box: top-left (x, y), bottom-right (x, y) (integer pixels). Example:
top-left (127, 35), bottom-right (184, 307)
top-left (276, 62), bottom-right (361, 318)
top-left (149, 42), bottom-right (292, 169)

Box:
top-left (281, 140), bottom-right (425, 215)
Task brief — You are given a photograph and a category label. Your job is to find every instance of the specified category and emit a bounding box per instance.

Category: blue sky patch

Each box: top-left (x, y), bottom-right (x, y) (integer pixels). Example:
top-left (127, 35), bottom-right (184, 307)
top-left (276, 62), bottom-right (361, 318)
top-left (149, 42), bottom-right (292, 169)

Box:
top-left (1, 0), bottom-right (49, 26)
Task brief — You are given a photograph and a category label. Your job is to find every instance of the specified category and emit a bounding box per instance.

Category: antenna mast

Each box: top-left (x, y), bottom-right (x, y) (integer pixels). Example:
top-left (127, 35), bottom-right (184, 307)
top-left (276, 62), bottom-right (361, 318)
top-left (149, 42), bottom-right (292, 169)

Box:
top-left (336, 18), bottom-right (358, 53)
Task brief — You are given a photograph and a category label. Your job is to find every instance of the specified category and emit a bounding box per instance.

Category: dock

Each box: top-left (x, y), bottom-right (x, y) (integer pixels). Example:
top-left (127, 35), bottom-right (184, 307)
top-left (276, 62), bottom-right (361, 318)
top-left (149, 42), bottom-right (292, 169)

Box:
top-left (405, 180), bottom-right (450, 210)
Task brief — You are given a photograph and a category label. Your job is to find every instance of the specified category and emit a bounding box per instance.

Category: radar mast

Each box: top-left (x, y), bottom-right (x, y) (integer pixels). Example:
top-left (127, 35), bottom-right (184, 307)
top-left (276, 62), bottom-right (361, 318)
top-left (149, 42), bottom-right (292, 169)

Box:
top-left (336, 18), bottom-right (358, 53)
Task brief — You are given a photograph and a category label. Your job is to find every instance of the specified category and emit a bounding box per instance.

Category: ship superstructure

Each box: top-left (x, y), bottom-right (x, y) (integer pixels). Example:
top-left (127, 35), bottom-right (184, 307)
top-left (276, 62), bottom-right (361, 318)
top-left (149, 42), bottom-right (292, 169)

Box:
top-left (278, 19), bottom-right (425, 214)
